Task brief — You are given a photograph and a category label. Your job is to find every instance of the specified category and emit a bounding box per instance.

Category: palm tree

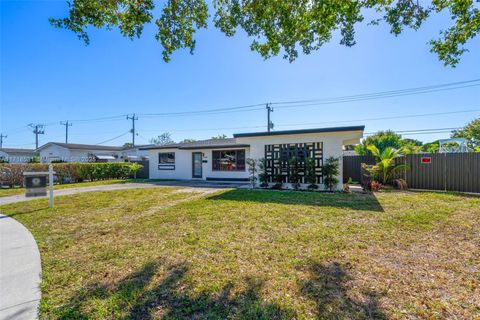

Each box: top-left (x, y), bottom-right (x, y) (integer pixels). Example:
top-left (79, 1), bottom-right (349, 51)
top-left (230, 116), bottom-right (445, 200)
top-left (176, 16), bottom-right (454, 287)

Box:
top-left (367, 145), bottom-right (408, 184)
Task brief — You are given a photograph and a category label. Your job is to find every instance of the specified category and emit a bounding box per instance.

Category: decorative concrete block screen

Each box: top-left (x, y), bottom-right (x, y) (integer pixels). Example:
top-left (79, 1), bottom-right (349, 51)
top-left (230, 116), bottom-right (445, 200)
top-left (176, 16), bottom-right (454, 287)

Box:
top-left (264, 142), bottom-right (323, 183)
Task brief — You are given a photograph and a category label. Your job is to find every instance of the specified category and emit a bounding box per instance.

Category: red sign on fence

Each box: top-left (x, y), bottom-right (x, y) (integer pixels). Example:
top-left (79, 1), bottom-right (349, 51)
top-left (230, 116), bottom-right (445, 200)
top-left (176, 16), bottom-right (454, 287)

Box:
top-left (421, 157), bottom-right (432, 164)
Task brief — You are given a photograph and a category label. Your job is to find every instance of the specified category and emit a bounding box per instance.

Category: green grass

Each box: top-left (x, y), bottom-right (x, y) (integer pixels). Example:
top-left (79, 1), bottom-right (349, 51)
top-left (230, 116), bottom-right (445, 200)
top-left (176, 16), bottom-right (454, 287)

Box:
top-left (0, 188), bottom-right (479, 319)
top-left (0, 180), bottom-right (128, 197)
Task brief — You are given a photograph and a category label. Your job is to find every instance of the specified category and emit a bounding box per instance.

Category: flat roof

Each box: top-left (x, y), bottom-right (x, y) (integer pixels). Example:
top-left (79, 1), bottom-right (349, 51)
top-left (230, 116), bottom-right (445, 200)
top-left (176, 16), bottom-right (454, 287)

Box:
top-left (140, 138), bottom-right (249, 150)
top-left (233, 126), bottom-right (365, 138)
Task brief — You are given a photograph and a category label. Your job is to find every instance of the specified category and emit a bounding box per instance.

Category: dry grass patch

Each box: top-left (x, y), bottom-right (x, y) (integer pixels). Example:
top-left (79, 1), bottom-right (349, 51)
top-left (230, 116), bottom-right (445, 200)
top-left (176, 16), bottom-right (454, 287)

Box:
top-left (0, 188), bottom-right (479, 319)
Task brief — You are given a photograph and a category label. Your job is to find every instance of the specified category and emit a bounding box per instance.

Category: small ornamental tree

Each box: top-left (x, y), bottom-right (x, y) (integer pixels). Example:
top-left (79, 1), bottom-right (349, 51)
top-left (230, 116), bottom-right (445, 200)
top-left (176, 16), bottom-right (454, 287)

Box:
top-left (322, 157), bottom-right (340, 192)
top-left (288, 156), bottom-right (301, 190)
top-left (246, 158), bottom-right (257, 188)
top-left (305, 157), bottom-right (318, 190)
top-left (258, 158), bottom-right (269, 188)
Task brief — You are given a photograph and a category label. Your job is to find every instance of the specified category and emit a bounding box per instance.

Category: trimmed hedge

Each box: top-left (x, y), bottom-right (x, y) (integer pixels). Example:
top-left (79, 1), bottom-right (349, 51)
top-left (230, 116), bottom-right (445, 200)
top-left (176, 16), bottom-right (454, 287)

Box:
top-left (0, 163), bottom-right (142, 187)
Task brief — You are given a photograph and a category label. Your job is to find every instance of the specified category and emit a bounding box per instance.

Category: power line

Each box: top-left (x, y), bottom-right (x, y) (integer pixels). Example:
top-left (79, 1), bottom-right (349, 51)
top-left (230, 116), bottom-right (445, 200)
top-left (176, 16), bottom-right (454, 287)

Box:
top-left (96, 131), bottom-right (130, 145)
top-left (277, 108), bottom-right (480, 127)
top-left (271, 79), bottom-right (480, 106)
top-left (138, 108), bottom-right (478, 133)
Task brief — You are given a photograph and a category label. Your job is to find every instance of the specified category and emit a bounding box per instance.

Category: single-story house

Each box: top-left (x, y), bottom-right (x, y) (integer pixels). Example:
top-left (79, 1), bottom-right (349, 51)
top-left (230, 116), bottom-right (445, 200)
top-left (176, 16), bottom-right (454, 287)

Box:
top-left (141, 126), bottom-right (364, 189)
top-left (0, 148), bottom-right (38, 163)
top-left (36, 142), bottom-right (149, 163)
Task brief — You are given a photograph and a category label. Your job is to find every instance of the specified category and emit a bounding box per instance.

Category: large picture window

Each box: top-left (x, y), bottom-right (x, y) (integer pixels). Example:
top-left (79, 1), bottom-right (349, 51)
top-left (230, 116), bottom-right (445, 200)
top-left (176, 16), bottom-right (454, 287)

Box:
top-left (158, 152), bottom-right (175, 164)
top-left (212, 149), bottom-right (245, 171)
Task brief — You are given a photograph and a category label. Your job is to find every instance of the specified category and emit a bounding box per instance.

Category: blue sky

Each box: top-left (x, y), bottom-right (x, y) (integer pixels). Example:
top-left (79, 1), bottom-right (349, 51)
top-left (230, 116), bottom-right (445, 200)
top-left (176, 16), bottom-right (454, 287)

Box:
top-left (1, 1), bottom-right (479, 148)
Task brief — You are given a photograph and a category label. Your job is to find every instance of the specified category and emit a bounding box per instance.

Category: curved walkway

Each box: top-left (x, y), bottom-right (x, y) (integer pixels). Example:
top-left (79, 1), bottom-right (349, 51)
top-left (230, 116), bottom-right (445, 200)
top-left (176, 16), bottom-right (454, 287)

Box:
top-left (0, 214), bottom-right (41, 320)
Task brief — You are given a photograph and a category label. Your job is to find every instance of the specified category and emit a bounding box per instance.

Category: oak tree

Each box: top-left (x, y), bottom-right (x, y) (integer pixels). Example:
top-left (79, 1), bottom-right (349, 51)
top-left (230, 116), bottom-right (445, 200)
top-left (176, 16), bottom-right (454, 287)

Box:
top-left (50, 0), bottom-right (479, 66)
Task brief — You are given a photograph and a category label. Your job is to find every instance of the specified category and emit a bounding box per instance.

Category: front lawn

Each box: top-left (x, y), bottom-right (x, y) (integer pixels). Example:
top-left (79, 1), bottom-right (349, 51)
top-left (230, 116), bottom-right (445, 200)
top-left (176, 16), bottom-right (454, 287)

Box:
top-left (1, 188), bottom-right (479, 319)
top-left (0, 179), bottom-right (128, 197)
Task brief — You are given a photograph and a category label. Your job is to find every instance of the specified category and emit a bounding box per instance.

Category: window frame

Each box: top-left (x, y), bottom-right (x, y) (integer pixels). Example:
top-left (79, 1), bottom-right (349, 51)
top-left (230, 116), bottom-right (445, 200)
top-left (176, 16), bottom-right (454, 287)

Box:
top-left (212, 149), bottom-right (246, 172)
top-left (158, 152), bottom-right (175, 170)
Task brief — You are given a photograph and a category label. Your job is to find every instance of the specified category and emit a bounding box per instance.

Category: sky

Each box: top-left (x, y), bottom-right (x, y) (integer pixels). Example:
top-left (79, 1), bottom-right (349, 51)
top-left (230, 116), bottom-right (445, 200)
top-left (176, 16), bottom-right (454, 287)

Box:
top-left (1, 0), bottom-right (479, 149)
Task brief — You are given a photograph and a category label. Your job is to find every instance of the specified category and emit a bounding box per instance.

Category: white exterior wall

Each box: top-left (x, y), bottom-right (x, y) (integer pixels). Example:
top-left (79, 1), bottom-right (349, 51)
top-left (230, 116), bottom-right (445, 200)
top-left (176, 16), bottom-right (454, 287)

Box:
top-left (0, 151), bottom-right (36, 163)
top-left (40, 145), bottom-right (124, 162)
top-left (40, 145), bottom-right (72, 162)
top-left (147, 130), bottom-right (362, 188)
top-left (237, 131), bottom-right (362, 190)
top-left (148, 148), bottom-right (250, 180)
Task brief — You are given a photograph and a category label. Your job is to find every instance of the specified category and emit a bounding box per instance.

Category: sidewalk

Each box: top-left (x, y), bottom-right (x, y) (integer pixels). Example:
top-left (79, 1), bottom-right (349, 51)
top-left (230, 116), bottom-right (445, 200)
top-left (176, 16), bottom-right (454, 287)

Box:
top-left (0, 214), bottom-right (41, 320)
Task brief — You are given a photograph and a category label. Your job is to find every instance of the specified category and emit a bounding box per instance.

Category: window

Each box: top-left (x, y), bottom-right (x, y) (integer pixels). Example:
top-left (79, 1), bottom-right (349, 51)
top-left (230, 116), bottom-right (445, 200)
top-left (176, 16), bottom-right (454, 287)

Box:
top-left (212, 149), bottom-right (245, 171)
top-left (158, 152), bottom-right (175, 170)
top-left (158, 152), bottom-right (175, 164)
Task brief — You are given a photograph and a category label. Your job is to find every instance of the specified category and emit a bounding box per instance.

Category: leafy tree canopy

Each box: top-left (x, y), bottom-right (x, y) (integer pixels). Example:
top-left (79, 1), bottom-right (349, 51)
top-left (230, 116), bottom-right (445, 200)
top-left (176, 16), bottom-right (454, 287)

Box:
top-left (356, 131), bottom-right (426, 155)
top-left (211, 134), bottom-right (228, 140)
top-left (50, 0), bottom-right (479, 66)
top-left (355, 130), bottom-right (403, 155)
top-left (422, 140), bottom-right (440, 153)
top-left (150, 132), bottom-right (175, 145)
top-left (451, 117), bottom-right (480, 150)
top-left (178, 138), bottom-right (197, 143)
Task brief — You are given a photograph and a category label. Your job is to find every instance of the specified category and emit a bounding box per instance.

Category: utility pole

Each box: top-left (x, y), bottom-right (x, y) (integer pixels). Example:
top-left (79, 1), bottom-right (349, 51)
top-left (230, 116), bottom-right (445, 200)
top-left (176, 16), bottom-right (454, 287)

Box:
top-left (266, 103), bottom-right (274, 132)
top-left (60, 121), bottom-right (72, 144)
top-left (0, 133), bottom-right (6, 148)
top-left (126, 114), bottom-right (138, 146)
top-left (29, 124), bottom-right (45, 149)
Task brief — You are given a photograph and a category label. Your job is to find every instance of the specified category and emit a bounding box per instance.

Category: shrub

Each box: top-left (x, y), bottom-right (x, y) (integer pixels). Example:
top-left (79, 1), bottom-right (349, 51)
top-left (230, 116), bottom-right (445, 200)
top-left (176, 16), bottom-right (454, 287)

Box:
top-left (367, 180), bottom-right (382, 191)
top-left (272, 171), bottom-right (283, 189)
top-left (0, 162), bottom-right (141, 187)
top-left (288, 156), bottom-right (301, 190)
top-left (322, 157), bottom-right (340, 192)
top-left (258, 158), bottom-right (269, 188)
top-left (305, 157), bottom-right (318, 190)
top-left (246, 158), bottom-right (258, 188)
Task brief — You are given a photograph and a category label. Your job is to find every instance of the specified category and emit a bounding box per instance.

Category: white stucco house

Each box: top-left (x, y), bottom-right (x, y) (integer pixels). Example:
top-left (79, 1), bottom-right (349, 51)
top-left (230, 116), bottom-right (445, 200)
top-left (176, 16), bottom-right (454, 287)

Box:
top-left (0, 148), bottom-right (38, 163)
top-left (141, 126), bottom-right (364, 189)
top-left (36, 142), bottom-right (149, 163)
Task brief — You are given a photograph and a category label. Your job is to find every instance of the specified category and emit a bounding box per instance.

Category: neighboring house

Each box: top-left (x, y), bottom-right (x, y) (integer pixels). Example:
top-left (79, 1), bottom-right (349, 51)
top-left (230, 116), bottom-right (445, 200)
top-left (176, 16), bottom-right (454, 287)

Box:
top-left (36, 142), bottom-right (149, 163)
top-left (0, 148), bottom-right (37, 163)
top-left (141, 126), bottom-right (364, 189)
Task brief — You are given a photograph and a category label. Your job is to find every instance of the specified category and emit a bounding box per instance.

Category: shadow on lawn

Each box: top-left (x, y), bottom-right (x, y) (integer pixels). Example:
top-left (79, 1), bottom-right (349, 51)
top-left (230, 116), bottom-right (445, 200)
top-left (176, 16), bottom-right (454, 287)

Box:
top-left (57, 261), bottom-right (295, 319)
top-left (208, 189), bottom-right (384, 212)
top-left (300, 261), bottom-right (387, 319)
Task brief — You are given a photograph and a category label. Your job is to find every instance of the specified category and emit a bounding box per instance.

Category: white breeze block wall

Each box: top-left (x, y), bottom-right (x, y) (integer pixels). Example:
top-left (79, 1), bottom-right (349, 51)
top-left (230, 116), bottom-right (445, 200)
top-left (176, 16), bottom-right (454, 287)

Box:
top-left (237, 131), bottom-right (362, 190)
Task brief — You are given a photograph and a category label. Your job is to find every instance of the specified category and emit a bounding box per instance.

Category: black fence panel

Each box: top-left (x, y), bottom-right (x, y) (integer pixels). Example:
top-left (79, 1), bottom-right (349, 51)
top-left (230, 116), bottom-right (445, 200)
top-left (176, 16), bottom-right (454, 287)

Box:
top-left (132, 160), bottom-right (149, 179)
top-left (343, 155), bottom-right (375, 183)
top-left (343, 153), bottom-right (480, 193)
top-left (446, 153), bottom-right (480, 193)
top-left (405, 153), bottom-right (446, 191)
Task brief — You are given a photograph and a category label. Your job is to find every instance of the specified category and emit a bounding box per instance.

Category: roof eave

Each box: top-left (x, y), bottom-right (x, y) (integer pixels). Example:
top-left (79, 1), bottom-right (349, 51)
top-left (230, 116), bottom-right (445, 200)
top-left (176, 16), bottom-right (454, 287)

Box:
top-left (233, 126), bottom-right (365, 138)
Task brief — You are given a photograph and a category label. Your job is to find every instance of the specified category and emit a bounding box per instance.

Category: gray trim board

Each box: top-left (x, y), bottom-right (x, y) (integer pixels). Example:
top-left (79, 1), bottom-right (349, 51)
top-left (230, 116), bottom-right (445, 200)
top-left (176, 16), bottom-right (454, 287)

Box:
top-left (233, 126), bottom-right (365, 138)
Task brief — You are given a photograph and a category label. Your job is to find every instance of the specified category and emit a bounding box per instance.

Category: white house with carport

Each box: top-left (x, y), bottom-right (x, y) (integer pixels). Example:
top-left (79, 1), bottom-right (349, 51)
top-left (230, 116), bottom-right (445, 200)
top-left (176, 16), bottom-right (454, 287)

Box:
top-left (0, 148), bottom-right (38, 163)
top-left (141, 126), bottom-right (364, 189)
top-left (36, 142), bottom-right (149, 163)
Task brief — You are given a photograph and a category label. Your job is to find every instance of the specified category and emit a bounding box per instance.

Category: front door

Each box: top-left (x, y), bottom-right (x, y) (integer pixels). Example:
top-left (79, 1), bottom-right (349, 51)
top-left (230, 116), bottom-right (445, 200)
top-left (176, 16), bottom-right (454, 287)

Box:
top-left (192, 152), bottom-right (202, 178)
